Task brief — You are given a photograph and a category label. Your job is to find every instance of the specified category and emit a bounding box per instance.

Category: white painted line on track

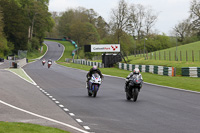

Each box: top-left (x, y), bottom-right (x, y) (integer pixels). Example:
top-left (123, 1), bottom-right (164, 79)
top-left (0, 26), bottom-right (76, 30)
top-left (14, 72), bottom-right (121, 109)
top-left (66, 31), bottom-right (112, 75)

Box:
top-left (69, 113), bottom-right (75, 116)
top-left (55, 101), bottom-right (60, 103)
top-left (37, 86), bottom-right (40, 88)
top-left (46, 94), bottom-right (50, 96)
top-left (83, 126), bottom-right (90, 130)
top-left (0, 100), bottom-right (90, 133)
top-left (21, 69), bottom-right (37, 85)
top-left (76, 119), bottom-right (83, 123)
top-left (59, 105), bottom-right (64, 108)
top-left (49, 96), bottom-right (53, 98)
top-left (52, 98), bottom-right (56, 101)
top-left (64, 108), bottom-right (69, 111)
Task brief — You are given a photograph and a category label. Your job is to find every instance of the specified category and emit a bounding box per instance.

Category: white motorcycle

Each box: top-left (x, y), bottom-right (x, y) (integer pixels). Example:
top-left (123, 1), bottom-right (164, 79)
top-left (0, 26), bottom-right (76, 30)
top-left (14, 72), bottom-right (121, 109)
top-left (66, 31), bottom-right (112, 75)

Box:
top-left (87, 73), bottom-right (102, 97)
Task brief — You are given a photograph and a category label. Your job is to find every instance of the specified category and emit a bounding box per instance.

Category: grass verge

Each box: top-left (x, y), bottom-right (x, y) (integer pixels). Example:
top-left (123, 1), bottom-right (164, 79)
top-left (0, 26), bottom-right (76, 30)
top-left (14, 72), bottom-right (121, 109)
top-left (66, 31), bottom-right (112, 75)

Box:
top-left (27, 43), bottom-right (47, 62)
top-left (0, 122), bottom-right (69, 133)
top-left (7, 68), bottom-right (35, 84)
top-left (57, 62), bottom-right (200, 92)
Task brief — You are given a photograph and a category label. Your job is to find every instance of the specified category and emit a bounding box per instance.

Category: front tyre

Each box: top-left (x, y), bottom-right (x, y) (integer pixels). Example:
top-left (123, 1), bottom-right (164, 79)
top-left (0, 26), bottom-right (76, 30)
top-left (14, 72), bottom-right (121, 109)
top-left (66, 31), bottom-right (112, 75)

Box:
top-left (93, 85), bottom-right (98, 97)
top-left (126, 92), bottom-right (131, 100)
top-left (133, 88), bottom-right (139, 102)
top-left (88, 90), bottom-right (92, 96)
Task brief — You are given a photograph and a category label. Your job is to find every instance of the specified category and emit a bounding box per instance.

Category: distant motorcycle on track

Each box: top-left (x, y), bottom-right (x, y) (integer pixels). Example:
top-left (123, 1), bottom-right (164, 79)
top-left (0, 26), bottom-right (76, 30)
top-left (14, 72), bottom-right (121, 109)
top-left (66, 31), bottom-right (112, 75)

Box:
top-left (47, 59), bottom-right (52, 68)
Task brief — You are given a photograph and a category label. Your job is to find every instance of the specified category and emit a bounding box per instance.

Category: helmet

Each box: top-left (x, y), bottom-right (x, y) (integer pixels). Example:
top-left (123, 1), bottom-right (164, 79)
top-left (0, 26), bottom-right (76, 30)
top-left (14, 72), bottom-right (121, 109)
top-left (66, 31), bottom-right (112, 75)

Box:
top-left (92, 66), bottom-right (97, 70)
top-left (133, 68), bottom-right (140, 74)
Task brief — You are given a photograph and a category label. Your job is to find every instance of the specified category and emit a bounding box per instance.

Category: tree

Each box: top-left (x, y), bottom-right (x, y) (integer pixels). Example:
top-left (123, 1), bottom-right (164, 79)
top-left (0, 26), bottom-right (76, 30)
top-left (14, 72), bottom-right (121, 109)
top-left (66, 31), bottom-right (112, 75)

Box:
top-left (96, 16), bottom-right (109, 39)
top-left (110, 0), bottom-right (131, 43)
top-left (190, 0), bottom-right (200, 31)
top-left (172, 19), bottom-right (193, 42)
top-left (0, 6), bottom-right (8, 56)
top-left (129, 4), bottom-right (145, 39)
top-left (144, 8), bottom-right (158, 36)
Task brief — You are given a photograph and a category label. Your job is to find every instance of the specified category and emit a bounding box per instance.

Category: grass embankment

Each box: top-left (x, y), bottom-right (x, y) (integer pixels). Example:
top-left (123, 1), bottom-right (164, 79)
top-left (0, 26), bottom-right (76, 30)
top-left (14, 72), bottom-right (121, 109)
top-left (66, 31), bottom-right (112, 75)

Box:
top-left (0, 122), bottom-right (69, 133)
top-left (27, 43), bottom-right (47, 62)
top-left (127, 41), bottom-right (200, 75)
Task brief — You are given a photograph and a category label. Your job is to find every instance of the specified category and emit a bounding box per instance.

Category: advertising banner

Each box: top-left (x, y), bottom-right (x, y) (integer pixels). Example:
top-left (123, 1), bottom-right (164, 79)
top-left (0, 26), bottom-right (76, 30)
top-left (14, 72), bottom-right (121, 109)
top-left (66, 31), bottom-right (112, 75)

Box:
top-left (91, 44), bottom-right (120, 52)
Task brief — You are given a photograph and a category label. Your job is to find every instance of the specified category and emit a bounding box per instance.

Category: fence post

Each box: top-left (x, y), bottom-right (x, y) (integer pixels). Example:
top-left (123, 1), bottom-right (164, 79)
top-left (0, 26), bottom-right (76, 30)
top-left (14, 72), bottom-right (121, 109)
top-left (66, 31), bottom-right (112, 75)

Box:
top-left (169, 51), bottom-right (171, 61)
top-left (180, 51), bottom-right (182, 61)
top-left (164, 51), bottom-right (166, 60)
top-left (155, 52), bottom-right (156, 60)
top-left (159, 51), bottom-right (160, 60)
top-left (192, 50), bottom-right (194, 62)
top-left (146, 51), bottom-right (148, 60)
top-left (175, 51), bottom-right (176, 61)
top-left (186, 50), bottom-right (188, 61)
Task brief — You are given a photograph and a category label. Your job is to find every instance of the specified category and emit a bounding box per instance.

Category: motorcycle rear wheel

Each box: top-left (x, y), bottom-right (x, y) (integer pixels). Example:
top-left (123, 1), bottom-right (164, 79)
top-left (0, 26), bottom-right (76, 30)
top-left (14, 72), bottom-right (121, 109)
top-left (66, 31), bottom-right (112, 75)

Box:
top-left (126, 92), bottom-right (131, 100)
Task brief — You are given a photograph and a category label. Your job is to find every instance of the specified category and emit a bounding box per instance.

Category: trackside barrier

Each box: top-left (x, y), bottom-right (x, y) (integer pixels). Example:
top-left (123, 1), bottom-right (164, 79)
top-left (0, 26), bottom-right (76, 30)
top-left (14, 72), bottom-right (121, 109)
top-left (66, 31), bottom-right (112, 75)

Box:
top-left (118, 63), bottom-right (175, 77)
top-left (182, 67), bottom-right (200, 77)
top-left (73, 59), bottom-right (103, 68)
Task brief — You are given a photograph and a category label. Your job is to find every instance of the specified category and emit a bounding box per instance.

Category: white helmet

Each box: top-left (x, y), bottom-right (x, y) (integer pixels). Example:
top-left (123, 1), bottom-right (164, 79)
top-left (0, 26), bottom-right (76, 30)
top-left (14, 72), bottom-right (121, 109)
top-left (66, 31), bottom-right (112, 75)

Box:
top-left (133, 68), bottom-right (140, 74)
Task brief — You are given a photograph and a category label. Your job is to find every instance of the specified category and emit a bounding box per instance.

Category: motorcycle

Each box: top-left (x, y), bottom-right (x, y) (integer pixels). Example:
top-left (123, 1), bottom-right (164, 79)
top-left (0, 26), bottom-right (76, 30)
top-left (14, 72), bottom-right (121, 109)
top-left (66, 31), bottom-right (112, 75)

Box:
top-left (87, 73), bottom-right (102, 97)
top-left (125, 75), bottom-right (143, 102)
top-left (42, 60), bottom-right (46, 66)
top-left (47, 61), bottom-right (52, 68)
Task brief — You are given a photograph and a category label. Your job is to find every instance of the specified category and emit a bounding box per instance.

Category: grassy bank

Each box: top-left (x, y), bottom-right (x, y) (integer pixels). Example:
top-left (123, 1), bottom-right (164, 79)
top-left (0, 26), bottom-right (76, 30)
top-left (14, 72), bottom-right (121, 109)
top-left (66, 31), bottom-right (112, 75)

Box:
top-left (27, 43), bottom-right (47, 62)
top-left (0, 122), bottom-right (69, 133)
top-left (57, 62), bottom-right (200, 92)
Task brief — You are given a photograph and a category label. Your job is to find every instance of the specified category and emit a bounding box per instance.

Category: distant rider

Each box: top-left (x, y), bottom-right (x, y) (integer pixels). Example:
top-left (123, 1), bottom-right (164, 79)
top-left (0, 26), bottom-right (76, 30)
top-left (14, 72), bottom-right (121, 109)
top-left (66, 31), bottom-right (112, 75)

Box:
top-left (125, 68), bottom-right (143, 92)
top-left (86, 66), bottom-right (103, 88)
top-left (42, 58), bottom-right (46, 65)
top-left (48, 59), bottom-right (52, 64)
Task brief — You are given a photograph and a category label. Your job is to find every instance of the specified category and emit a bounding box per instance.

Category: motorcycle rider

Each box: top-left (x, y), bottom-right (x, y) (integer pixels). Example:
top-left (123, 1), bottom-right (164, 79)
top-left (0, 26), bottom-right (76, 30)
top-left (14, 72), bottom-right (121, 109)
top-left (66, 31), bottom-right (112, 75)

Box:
top-left (48, 59), bottom-right (52, 64)
top-left (42, 58), bottom-right (46, 65)
top-left (125, 68), bottom-right (143, 92)
top-left (86, 66), bottom-right (103, 89)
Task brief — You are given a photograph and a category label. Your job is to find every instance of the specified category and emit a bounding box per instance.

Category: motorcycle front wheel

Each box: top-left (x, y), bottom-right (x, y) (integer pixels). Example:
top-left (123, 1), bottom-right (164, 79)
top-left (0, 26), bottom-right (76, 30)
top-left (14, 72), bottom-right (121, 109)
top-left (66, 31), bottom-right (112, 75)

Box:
top-left (132, 88), bottom-right (139, 102)
top-left (126, 92), bottom-right (131, 100)
top-left (88, 90), bottom-right (92, 96)
top-left (93, 85), bottom-right (98, 97)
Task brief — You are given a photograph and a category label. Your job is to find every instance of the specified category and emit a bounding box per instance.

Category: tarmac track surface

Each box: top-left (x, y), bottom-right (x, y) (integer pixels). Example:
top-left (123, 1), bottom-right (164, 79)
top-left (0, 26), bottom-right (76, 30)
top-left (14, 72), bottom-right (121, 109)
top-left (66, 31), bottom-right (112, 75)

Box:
top-left (23, 41), bottom-right (200, 133)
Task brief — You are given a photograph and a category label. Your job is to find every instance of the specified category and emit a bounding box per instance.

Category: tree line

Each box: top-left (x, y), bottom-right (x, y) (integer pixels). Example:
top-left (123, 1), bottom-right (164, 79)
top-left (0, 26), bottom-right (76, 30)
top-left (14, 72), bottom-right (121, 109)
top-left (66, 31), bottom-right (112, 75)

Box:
top-left (0, 0), bottom-right (54, 57)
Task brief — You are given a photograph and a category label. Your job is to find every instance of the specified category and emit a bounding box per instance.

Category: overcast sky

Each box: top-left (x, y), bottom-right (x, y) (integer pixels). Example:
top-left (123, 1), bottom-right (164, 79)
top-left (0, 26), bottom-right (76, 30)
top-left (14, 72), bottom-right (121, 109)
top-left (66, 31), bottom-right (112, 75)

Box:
top-left (49, 0), bottom-right (191, 35)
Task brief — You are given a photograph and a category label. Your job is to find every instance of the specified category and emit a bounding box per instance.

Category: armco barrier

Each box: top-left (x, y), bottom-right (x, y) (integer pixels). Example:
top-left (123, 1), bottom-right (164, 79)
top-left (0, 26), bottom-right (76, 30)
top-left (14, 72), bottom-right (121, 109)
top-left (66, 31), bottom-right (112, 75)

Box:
top-left (73, 59), bottom-right (103, 68)
top-left (182, 67), bottom-right (200, 77)
top-left (119, 63), bottom-right (175, 77)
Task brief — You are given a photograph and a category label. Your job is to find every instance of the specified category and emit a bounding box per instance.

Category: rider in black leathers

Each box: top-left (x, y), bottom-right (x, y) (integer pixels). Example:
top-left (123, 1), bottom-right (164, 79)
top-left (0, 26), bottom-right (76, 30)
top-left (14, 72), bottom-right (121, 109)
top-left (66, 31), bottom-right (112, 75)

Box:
top-left (125, 68), bottom-right (143, 92)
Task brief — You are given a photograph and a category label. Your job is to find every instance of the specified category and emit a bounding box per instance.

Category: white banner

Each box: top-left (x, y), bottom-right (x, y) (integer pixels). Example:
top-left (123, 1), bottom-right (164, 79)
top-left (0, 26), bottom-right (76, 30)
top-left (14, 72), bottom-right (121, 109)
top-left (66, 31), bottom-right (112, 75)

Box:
top-left (91, 44), bottom-right (120, 52)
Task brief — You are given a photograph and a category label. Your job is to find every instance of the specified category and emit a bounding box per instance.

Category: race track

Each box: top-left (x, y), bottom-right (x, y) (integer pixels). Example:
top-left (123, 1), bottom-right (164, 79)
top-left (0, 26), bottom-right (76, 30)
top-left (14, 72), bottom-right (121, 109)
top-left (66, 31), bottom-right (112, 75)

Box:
top-left (23, 41), bottom-right (200, 133)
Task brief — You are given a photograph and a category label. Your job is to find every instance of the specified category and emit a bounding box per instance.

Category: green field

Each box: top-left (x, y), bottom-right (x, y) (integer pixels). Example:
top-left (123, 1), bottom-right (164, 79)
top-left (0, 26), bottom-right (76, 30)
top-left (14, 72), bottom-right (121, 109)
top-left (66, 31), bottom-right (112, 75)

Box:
top-left (0, 122), bottom-right (69, 133)
top-left (133, 41), bottom-right (200, 62)
top-left (127, 41), bottom-right (200, 75)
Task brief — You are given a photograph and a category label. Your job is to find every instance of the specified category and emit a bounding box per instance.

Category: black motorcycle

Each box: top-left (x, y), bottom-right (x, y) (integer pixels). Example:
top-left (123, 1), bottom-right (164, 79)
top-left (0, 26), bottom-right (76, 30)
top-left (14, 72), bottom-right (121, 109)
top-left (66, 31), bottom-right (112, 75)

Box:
top-left (125, 75), bottom-right (143, 102)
